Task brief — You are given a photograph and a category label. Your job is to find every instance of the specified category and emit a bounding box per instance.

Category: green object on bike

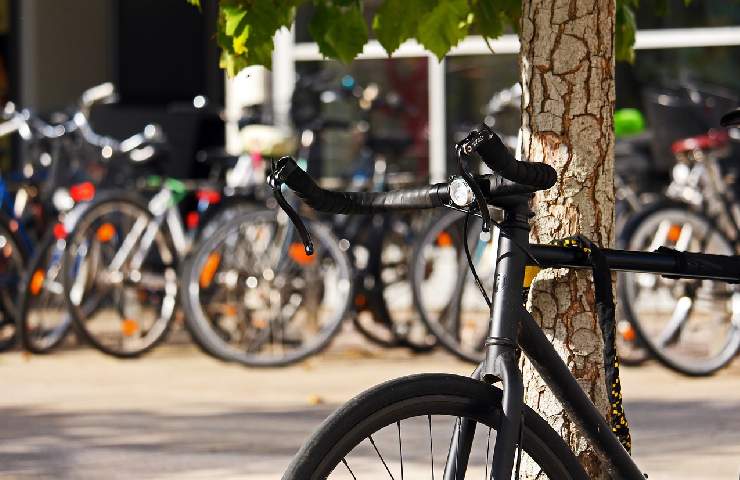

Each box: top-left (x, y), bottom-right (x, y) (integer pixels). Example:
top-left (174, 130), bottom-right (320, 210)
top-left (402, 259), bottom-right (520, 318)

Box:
top-left (164, 178), bottom-right (187, 204)
top-left (614, 108), bottom-right (646, 138)
top-left (146, 175), bottom-right (163, 188)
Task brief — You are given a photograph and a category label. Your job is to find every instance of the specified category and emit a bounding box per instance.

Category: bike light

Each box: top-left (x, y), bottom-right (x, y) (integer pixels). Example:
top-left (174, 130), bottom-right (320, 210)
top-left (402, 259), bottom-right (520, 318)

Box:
top-left (449, 177), bottom-right (474, 207)
top-left (53, 223), bottom-right (67, 240)
top-left (69, 182), bottom-right (96, 202)
top-left (186, 211), bottom-right (200, 230)
top-left (196, 189), bottom-right (221, 204)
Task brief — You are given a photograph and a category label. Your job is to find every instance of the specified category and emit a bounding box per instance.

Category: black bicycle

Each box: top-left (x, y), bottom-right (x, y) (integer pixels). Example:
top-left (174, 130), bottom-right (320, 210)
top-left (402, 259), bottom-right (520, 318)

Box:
top-left (271, 125), bottom-right (740, 479)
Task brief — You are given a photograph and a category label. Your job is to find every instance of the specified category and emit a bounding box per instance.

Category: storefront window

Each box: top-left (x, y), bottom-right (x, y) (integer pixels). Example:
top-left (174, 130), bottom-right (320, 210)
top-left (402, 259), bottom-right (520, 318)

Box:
top-left (294, 58), bottom-right (429, 179)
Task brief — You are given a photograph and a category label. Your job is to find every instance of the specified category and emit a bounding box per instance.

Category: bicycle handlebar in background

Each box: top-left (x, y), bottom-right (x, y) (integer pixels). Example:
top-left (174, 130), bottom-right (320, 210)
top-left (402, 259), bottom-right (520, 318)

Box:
top-left (80, 82), bottom-right (118, 111)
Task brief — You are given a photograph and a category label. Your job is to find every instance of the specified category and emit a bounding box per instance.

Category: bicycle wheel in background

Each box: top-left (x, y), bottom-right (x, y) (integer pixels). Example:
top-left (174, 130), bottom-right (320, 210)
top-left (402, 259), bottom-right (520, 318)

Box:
top-left (0, 218), bottom-right (27, 352)
top-left (17, 228), bottom-right (75, 353)
top-left (181, 209), bottom-right (352, 367)
top-left (62, 193), bottom-right (178, 358)
top-left (352, 212), bottom-right (437, 352)
top-left (411, 210), bottom-right (492, 363)
top-left (619, 203), bottom-right (740, 376)
top-left (283, 374), bottom-right (587, 479)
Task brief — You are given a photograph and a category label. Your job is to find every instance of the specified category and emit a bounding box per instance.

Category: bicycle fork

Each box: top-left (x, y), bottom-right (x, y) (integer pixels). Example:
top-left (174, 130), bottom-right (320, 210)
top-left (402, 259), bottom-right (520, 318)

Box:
top-left (444, 200), bottom-right (531, 480)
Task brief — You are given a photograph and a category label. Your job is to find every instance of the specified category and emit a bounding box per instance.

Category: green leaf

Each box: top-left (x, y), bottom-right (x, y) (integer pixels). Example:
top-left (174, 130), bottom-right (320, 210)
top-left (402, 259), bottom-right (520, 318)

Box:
top-left (416, 0), bottom-right (471, 60)
top-left (615, 0), bottom-right (636, 62)
top-left (497, 0), bottom-right (521, 33)
top-left (186, 0), bottom-right (201, 9)
top-left (470, 0), bottom-right (504, 39)
top-left (220, 50), bottom-right (251, 77)
top-left (326, 5), bottom-right (368, 62)
top-left (309, 2), bottom-right (340, 59)
top-left (310, 1), bottom-right (368, 63)
top-left (372, 0), bottom-right (424, 55)
top-left (222, 3), bottom-right (247, 37)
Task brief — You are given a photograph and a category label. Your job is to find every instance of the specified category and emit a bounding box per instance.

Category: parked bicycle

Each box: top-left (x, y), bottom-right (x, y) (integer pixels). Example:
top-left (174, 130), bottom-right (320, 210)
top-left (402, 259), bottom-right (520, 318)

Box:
top-left (1, 85), bottom-right (124, 352)
top-left (618, 113), bottom-right (740, 376)
top-left (272, 124), bottom-right (740, 479)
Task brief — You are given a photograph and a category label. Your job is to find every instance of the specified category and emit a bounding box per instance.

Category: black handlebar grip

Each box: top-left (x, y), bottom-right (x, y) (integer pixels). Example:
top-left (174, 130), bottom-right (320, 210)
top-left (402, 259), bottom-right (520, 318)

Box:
top-left (273, 157), bottom-right (449, 214)
top-left (473, 128), bottom-right (557, 191)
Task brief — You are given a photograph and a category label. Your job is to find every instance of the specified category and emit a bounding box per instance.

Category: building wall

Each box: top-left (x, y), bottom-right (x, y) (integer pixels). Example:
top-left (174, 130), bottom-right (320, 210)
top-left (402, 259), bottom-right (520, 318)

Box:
top-left (19, 0), bottom-right (114, 110)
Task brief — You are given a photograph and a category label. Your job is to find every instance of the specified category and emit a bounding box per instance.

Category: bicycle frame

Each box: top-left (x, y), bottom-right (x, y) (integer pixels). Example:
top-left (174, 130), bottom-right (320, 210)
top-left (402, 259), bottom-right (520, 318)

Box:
top-left (446, 194), bottom-right (739, 479)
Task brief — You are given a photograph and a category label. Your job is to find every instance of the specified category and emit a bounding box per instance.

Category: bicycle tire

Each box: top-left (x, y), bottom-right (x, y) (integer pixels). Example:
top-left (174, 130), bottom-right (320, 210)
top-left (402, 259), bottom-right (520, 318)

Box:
top-left (0, 214), bottom-right (28, 352)
top-left (283, 373), bottom-right (588, 479)
top-left (379, 212), bottom-right (438, 352)
top-left (341, 210), bottom-right (436, 352)
top-left (62, 192), bottom-right (178, 358)
top-left (411, 210), bottom-right (490, 363)
top-left (181, 209), bottom-right (352, 367)
top-left (17, 229), bottom-right (74, 354)
top-left (618, 201), bottom-right (740, 376)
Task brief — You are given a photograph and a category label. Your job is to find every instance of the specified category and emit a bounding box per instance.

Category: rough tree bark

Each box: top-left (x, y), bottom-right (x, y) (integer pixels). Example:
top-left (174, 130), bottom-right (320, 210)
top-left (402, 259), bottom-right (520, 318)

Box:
top-left (519, 0), bottom-right (616, 477)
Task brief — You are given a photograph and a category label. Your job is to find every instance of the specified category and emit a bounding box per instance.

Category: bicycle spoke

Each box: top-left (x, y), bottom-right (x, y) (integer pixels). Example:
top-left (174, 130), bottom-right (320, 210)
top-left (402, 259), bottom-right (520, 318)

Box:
top-left (368, 435), bottom-right (395, 480)
top-left (428, 414), bottom-right (434, 480)
top-left (484, 427), bottom-right (491, 480)
top-left (341, 458), bottom-right (358, 480)
top-left (397, 421), bottom-right (404, 480)
top-left (657, 295), bottom-right (693, 347)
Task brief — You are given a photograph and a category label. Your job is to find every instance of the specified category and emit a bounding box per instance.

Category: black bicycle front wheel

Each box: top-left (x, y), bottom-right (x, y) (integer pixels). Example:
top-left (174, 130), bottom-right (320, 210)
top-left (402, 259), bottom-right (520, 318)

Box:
top-left (284, 374), bottom-right (587, 479)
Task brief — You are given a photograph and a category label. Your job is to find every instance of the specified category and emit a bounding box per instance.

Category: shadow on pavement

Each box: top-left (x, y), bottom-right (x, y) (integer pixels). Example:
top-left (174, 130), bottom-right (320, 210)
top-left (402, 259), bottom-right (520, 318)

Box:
top-left (1, 398), bottom-right (738, 478)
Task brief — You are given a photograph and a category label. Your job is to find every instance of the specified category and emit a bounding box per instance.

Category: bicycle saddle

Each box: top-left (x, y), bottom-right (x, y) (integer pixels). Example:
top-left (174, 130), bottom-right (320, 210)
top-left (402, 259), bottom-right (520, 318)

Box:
top-left (720, 108), bottom-right (740, 127)
top-left (671, 129), bottom-right (729, 154)
top-left (239, 124), bottom-right (296, 157)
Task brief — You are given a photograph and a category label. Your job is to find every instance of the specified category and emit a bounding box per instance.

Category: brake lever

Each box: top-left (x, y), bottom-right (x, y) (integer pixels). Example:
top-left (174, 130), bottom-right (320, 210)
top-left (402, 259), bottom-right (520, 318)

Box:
top-left (455, 141), bottom-right (492, 232)
top-left (268, 159), bottom-right (314, 255)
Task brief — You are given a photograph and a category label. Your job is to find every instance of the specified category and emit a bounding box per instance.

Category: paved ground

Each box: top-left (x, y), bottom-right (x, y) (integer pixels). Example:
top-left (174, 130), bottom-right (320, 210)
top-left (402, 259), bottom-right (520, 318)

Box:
top-left (1, 333), bottom-right (739, 480)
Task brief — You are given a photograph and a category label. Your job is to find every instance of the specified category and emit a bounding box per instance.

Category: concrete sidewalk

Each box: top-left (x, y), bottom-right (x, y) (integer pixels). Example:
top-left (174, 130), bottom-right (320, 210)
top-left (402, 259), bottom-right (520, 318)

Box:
top-left (1, 342), bottom-right (738, 479)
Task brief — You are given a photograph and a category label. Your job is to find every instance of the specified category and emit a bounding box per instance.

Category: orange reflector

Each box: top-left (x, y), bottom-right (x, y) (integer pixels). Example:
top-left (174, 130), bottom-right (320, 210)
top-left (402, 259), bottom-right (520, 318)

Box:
top-left (436, 231), bottom-right (453, 247)
top-left (252, 317), bottom-right (267, 329)
top-left (619, 322), bottom-right (637, 342)
top-left (30, 269), bottom-right (45, 296)
top-left (97, 223), bottom-right (116, 243)
top-left (223, 304), bottom-right (237, 316)
top-left (289, 243), bottom-right (315, 265)
top-left (355, 294), bottom-right (367, 307)
top-left (199, 252), bottom-right (221, 288)
top-left (667, 224), bottom-right (682, 243)
top-left (121, 318), bottom-right (139, 337)
top-left (53, 223), bottom-right (67, 240)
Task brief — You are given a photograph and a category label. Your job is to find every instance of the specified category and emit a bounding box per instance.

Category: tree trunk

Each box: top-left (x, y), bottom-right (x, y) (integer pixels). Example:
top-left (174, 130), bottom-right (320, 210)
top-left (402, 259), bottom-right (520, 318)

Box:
top-left (519, 0), bottom-right (616, 477)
